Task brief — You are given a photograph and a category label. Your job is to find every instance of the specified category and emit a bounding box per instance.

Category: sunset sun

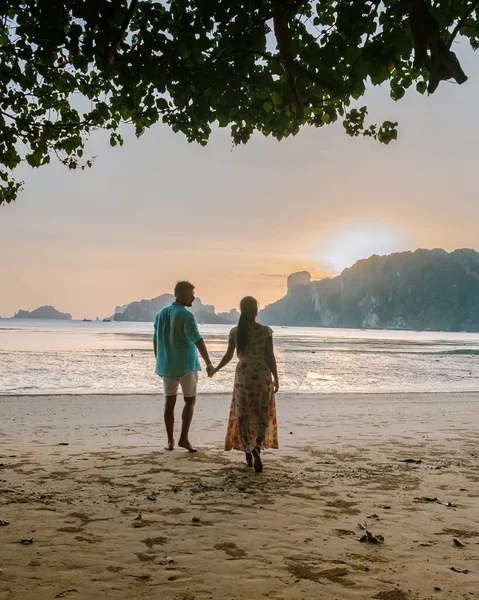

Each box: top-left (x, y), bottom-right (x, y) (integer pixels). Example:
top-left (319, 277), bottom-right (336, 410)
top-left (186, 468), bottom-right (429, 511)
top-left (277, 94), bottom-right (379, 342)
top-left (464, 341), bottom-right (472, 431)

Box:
top-left (316, 223), bottom-right (413, 275)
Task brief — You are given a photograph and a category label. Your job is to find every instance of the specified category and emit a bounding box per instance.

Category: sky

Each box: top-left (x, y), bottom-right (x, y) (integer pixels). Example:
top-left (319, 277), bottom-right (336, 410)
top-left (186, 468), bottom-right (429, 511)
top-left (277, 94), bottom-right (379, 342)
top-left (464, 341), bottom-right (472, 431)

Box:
top-left (1, 44), bottom-right (479, 319)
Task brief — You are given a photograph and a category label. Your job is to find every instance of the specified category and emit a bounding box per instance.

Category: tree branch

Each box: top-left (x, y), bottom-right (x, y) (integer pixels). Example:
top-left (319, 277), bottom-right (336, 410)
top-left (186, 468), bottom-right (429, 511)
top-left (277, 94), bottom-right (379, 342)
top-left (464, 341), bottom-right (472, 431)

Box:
top-left (292, 61), bottom-right (341, 91)
top-left (271, 0), bottom-right (304, 117)
top-left (0, 110), bottom-right (93, 131)
top-left (447, 0), bottom-right (479, 47)
top-left (407, 0), bottom-right (467, 93)
top-left (107, 0), bottom-right (139, 64)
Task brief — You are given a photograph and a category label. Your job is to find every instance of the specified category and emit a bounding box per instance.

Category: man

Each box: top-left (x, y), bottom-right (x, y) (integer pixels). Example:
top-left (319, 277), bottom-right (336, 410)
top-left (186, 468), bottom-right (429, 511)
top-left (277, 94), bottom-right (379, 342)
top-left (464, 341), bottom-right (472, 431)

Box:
top-left (153, 281), bottom-right (214, 452)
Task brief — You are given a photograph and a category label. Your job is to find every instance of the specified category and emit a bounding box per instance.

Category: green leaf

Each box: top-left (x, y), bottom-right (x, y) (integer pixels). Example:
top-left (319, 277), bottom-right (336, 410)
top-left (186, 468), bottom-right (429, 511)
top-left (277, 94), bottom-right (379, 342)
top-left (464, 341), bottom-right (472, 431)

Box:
top-left (255, 88), bottom-right (270, 100)
top-left (156, 98), bottom-right (169, 110)
top-left (416, 80), bottom-right (427, 95)
top-left (271, 91), bottom-right (282, 106)
top-left (391, 85), bottom-right (405, 101)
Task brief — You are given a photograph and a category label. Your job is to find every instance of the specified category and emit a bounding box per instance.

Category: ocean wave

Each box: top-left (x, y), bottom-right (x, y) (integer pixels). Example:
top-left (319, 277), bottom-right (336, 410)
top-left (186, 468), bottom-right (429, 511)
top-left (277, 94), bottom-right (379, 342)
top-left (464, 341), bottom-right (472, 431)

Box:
top-left (437, 349), bottom-right (479, 355)
top-left (3, 385), bottom-right (41, 391)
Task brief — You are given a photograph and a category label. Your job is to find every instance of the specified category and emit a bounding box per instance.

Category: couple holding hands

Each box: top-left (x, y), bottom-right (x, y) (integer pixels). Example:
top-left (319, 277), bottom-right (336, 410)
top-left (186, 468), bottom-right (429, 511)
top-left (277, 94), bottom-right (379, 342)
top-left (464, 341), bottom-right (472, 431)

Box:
top-left (153, 281), bottom-right (279, 472)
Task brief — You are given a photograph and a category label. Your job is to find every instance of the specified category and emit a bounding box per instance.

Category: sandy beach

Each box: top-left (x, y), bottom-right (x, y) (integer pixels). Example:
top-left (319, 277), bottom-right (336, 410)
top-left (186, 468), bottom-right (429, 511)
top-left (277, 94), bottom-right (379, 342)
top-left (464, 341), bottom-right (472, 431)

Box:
top-left (1, 392), bottom-right (478, 600)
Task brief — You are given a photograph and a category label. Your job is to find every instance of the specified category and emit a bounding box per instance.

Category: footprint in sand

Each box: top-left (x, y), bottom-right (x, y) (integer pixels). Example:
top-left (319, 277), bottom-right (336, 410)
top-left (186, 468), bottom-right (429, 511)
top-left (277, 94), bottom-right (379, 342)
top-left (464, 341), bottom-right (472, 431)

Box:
top-left (437, 527), bottom-right (479, 538)
top-left (141, 536), bottom-right (167, 549)
top-left (286, 557), bottom-right (356, 587)
top-left (334, 529), bottom-right (357, 537)
top-left (67, 512), bottom-right (92, 525)
top-left (325, 498), bottom-right (361, 515)
top-left (167, 508), bottom-right (186, 515)
top-left (214, 542), bottom-right (247, 558)
top-left (54, 590), bottom-right (79, 599)
top-left (129, 574), bottom-right (152, 583)
top-left (374, 591), bottom-right (408, 600)
top-left (136, 553), bottom-right (157, 562)
top-left (74, 535), bottom-right (103, 544)
top-left (132, 519), bottom-right (154, 529)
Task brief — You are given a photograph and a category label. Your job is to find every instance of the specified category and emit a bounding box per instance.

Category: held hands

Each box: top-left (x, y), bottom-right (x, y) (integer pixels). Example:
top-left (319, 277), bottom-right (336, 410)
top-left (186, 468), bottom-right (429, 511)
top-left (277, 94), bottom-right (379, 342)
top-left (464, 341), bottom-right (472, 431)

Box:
top-left (206, 363), bottom-right (216, 378)
top-left (209, 367), bottom-right (218, 378)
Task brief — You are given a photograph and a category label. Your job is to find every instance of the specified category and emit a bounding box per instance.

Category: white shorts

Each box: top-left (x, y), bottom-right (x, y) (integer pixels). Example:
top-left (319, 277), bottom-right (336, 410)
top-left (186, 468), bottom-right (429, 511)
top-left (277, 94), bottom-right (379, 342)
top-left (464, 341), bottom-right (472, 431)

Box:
top-left (162, 371), bottom-right (199, 397)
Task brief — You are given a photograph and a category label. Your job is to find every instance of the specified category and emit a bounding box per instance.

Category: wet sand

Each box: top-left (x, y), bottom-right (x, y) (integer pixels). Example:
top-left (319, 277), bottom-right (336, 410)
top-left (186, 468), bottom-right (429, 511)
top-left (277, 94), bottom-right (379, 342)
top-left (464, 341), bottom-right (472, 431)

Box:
top-left (1, 392), bottom-right (478, 600)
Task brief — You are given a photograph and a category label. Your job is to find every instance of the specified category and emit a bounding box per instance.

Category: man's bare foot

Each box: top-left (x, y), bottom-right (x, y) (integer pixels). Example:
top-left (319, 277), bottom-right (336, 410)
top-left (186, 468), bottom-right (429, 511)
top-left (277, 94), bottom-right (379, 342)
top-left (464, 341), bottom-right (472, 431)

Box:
top-left (165, 440), bottom-right (174, 451)
top-left (245, 452), bottom-right (253, 467)
top-left (178, 439), bottom-right (197, 453)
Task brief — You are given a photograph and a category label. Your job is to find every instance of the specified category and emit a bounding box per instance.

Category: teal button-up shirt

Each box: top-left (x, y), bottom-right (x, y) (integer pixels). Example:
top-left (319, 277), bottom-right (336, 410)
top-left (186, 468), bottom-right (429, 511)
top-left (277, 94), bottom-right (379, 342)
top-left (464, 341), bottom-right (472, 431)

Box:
top-left (153, 302), bottom-right (202, 378)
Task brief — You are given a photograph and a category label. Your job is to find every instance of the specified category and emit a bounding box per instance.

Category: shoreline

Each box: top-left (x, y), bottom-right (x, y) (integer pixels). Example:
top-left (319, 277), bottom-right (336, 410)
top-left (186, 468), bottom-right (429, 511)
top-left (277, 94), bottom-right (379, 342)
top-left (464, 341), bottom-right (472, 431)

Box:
top-left (4, 316), bottom-right (479, 335)
top-left (3, 389), bottom-right (479, 397)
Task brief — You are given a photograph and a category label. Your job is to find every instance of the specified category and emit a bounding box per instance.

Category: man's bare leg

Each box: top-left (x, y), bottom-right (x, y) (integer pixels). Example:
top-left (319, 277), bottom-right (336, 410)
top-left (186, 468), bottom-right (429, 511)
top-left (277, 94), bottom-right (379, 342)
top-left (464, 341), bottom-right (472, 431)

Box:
top-left (178, 396), bottom-right (197, 452)
top-left (164, 395), bottom-right (177, 450)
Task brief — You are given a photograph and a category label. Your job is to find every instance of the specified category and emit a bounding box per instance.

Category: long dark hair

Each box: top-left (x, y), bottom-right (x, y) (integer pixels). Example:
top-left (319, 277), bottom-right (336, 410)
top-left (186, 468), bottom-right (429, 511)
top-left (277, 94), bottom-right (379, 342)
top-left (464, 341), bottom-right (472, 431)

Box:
top-left (236, 296), bottom-right (259, 353)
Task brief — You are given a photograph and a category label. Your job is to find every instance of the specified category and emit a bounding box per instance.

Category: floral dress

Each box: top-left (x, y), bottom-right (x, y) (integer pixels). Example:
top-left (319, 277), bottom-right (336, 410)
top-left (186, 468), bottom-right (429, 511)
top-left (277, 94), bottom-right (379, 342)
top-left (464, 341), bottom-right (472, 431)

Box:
top-left (224, 322), bottom-right (279, 453)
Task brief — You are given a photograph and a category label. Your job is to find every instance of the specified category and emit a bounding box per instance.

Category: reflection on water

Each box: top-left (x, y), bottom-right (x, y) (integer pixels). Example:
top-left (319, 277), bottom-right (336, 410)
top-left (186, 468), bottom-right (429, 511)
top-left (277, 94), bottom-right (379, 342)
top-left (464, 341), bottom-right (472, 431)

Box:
top-left (1, 319), bottom-right (479, 395)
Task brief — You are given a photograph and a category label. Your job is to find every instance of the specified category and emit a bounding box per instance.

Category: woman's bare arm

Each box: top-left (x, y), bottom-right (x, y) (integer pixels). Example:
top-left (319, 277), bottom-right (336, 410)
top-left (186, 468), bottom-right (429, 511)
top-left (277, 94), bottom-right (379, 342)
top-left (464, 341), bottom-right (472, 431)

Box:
top-left (265, 336), bottom-right (279, 392)
top-left (210, 338), bottom-right (236, 376)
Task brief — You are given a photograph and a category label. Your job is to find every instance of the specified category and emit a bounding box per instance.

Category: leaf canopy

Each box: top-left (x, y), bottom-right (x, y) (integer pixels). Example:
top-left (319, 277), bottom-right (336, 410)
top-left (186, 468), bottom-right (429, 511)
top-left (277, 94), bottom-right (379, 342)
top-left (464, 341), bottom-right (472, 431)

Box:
top-left (1, 0), bottom-right (478, 204)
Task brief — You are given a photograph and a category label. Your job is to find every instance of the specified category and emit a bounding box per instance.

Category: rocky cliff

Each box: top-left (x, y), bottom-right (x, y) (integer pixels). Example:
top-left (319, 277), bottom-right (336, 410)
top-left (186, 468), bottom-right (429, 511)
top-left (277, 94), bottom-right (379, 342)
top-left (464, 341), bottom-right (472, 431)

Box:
top-left (260, 249), bottom-right (479, 331)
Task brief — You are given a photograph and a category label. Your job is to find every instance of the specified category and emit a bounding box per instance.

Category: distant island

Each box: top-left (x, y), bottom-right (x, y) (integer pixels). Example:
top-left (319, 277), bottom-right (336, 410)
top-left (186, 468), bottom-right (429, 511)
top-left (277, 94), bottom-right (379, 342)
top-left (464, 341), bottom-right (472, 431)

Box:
top-left (15, 248), bottom-right (479, 332)
top-left (260, 248), bottom-right (479, 332)
top-left (13, 305), bottom-right (72, 320)
top-left (112, 293), bottom-right (239, 324)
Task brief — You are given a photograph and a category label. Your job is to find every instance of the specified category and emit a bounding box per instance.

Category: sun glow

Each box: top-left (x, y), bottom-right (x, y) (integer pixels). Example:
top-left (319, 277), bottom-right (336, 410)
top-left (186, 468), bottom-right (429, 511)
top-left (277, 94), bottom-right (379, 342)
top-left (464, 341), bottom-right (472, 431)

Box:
top-left (317, 223), bottom-right (413, 275)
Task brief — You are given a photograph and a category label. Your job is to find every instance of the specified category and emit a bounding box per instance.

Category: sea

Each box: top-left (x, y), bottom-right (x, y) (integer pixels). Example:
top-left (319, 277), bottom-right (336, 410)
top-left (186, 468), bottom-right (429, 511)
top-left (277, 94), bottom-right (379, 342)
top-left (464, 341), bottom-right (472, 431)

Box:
top-left (1, 319), bottom-right (479, 395)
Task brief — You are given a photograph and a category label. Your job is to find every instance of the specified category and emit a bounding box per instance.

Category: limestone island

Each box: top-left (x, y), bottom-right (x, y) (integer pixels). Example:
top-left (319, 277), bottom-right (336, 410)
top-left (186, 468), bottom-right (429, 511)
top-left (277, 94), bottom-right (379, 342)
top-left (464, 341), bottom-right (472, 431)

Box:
top-left (13, 305), bottom-right (72, 320)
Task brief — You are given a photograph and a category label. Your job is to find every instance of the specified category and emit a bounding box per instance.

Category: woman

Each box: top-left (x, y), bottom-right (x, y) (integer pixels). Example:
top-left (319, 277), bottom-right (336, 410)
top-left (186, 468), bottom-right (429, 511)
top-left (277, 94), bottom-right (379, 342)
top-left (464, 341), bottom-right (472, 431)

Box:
top-left (210, 297), bottom-right (279, 472)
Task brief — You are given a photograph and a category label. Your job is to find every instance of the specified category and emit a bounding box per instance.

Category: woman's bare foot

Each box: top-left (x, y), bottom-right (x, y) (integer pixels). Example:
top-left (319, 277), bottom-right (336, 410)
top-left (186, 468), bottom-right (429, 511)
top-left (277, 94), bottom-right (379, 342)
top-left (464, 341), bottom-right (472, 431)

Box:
top-left (165, 440), bottom-right (174, 451)
top-left (178, 438), bottom-right (197, 453)
top-left (245, 452), bottom-right (253, 467)
top-left (252, 449), bottom-right (263, 473)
